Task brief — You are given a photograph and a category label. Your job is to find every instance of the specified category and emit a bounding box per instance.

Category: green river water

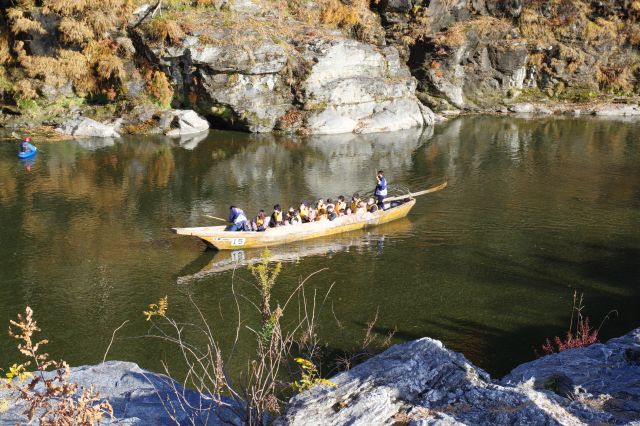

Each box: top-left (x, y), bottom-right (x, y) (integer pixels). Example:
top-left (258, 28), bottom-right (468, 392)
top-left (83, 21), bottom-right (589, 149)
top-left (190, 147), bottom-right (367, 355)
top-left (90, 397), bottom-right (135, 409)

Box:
top-left (0, 116), bottom-right (639, 379)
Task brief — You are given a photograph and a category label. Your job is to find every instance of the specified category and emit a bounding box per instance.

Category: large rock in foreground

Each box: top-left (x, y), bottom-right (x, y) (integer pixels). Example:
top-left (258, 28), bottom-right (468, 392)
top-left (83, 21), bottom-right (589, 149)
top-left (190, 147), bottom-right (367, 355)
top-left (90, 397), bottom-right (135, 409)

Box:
top-left (0, 361), bottom-right (243, 425)
top-left (277, 329), bottom-right (640, 425)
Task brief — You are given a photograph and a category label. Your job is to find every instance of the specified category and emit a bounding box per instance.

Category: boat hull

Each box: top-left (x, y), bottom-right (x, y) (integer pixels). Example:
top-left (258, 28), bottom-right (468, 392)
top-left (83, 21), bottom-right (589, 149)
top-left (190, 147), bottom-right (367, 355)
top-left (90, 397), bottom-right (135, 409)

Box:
top-left (18, 148), bottom-right (37, 159)
top-left (172, 199), bottom-right (416, 250)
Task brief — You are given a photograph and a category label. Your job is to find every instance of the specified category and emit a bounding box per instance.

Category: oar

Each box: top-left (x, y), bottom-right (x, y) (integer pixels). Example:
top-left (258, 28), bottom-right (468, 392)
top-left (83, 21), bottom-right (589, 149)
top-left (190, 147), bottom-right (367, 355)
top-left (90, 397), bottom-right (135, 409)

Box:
top-left (384, 181), bottom-right (448, 203)
top-left (202, 214), bottom-right (228, 223)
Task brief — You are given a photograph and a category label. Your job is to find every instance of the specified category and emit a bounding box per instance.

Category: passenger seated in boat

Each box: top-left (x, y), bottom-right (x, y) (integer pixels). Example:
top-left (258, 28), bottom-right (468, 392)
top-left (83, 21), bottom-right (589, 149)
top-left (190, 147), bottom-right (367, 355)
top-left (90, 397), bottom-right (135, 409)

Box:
top-left (299, 201), bottom-right (309, 222)
top-left (228, 206), bottom-right (250, 231)
top-left (351, 193), bottom-right (361, 212)
top-left (355, 200), bottom-right (366, 215)
top-left (336, 196), bottom-right (346, 215)
top-left (317, 199), bottom-right (326, 216)
top-left (253, 210), bottom-right (268, 232)
top-left (290, 209), bottom-right (302, 225)
top-left (316, 205), bottom-right (328, 221)
top-left (367, 198), bottom-right (379, 213)
top-left (285, 207), bottom-right (295, 225)
top-left (307, 204), bottom-right (317, 222)
top-left (270, 204), bottom-right (283, 227)
top-left (327, 205), bottom-right (337, 221)
top-left (326, 198), bottom-right (335, 213)
top-left (344, 206), bottom-right (352, 215)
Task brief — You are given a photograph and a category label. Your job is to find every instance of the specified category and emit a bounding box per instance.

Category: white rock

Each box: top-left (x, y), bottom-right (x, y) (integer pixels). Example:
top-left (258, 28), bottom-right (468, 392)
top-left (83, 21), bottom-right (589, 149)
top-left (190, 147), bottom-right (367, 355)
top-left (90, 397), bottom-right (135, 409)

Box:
top-left (56, 117), bottom-right (121, 138)
top-left (165, 110), bottom-right (209, 137)
top-left (592, 104), bottom-right (640, 116)
top-left (509, 103), bottom-right (553, 115)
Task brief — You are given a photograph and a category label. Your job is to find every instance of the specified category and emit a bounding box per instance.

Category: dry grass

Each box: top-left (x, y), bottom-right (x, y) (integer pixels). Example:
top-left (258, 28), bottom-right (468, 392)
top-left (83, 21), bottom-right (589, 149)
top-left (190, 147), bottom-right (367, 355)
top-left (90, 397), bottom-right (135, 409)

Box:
top-left (434, 16), bottom-right (512, 49)
top-left (14, 79), bottom-right (37, 99)
top-left (583, 17), bottom-right (620, 44)
top-left (596, 64), bottom-right (634, 93)
top-left (148, 16), bottom-right (186, 45)
top-left (58, 17), bottom-right (94, 45)
top-left (519, 8), bottom-right (556, 45)
top-left (0, 32), bottom-right (10, 64)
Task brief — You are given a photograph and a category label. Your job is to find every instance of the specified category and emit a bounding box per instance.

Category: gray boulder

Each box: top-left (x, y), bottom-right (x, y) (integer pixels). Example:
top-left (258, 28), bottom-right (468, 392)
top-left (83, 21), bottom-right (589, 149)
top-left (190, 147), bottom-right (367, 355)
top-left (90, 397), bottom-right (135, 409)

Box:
top-left (0, 361), bottom-right (243, 425)
top-left (502, 328), bottom-right (640, 423)
top-left (277, 330), bottom-right (640, 425)
top-left (56, 117), bottom-right (121, 138)
top-left (165, 109), bottom-right (210, 137)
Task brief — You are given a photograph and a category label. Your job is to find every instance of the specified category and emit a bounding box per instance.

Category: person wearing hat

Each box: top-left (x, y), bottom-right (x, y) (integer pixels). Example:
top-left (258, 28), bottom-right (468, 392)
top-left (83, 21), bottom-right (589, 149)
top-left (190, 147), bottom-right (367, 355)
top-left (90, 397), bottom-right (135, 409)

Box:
top-left (20, 137), bottom-right (35, 153)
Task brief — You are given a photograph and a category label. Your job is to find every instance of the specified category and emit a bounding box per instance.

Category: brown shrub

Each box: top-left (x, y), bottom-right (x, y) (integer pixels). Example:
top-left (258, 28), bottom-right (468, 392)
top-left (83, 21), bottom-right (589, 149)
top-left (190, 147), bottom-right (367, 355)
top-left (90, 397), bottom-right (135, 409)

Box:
top-left (58, 17), bottom-right (94, 45)
top-left (147, 70), bottom-right (174, 109)
top-left (148, 17), bottom-right (186, 45)
top-left (14, 79), bottom-right (38, 99)
top-left (0, 33), bottom-right (11, 64)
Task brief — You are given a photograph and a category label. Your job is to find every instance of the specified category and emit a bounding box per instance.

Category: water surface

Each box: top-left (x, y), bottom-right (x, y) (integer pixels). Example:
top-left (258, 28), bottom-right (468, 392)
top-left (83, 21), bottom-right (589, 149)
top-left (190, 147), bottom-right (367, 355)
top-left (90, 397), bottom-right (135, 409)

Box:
top-left (1, 116), bottom-right (639, 378)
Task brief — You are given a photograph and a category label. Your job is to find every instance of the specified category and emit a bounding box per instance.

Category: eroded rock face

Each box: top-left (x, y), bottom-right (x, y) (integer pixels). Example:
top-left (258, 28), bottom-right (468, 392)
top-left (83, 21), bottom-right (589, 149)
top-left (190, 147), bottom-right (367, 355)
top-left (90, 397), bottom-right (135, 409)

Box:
top-left (135, 4), bottom-right (431, 135)
top-left (300, 39), bottom-right (428, 134)
top-left (277, 329), bottom-right (640, 425)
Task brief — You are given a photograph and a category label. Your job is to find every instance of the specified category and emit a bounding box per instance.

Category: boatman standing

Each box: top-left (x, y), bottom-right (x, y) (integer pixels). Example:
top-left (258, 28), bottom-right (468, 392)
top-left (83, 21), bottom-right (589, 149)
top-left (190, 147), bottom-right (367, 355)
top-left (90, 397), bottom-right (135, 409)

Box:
top-left (228, 206), bottom-right (249, 231)
top-left (374, 170), bottom-right (387, 209)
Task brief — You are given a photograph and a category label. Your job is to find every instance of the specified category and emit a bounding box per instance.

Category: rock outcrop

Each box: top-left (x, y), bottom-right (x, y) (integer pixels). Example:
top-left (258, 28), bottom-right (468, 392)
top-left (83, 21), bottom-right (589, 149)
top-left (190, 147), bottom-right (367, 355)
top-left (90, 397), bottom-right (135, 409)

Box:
top-left (380, 0), bottom-right (640, 112)
top-left (278, 328), bottom-right (640, 425)
top-left (56, 117), bottom-right (121, 138)
top-left (134, 1), bottom-right (431, 135)
top-left (2, 330), bottom-right (639, 425)
top-left (164, 109), bottom-right (210, 137)
top-left (0, 361), bottom-right (243, 426)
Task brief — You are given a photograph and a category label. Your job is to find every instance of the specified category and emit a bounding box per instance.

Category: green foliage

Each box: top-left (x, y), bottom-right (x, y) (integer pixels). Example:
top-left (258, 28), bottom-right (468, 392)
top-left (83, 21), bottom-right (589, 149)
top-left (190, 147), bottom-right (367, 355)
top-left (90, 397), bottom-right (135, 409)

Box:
top-left (249, 249), bottom-right (283, 323)
top-left (248, 249), bottom-right (282, 294)
top-left (291, 357), bottom-right (336, 393)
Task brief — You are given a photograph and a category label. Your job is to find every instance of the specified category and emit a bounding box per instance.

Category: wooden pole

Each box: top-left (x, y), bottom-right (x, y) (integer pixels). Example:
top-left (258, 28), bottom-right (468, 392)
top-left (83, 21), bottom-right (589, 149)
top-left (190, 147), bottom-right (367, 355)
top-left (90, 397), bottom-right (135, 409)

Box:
top-left (203, 214), bottom-right (228, 222)
top-left (384, 181), bottom-right (448, 203)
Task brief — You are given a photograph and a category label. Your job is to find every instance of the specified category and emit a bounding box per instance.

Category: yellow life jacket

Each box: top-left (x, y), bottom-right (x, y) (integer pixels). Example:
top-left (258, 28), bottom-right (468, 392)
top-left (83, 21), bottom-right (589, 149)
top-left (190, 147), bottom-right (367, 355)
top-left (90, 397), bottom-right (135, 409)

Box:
top-left (336, 201), bottom-right (346, 213)
top-left (317, 201), bottom-right (326, 215)
top-left (299, 204), bottom-right (309, 219)
top-left (273, 211), bottom-right (282, 222)
top-left (350, 199), bottom-right (360, 212)
top-left (256, 216), bottom-right (265, 227)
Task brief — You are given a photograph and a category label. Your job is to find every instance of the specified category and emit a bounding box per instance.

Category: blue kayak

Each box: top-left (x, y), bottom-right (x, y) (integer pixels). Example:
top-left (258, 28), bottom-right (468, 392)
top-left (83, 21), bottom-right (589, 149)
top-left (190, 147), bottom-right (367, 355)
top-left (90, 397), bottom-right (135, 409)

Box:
top-left (18, 146), bottom-right (37, 159)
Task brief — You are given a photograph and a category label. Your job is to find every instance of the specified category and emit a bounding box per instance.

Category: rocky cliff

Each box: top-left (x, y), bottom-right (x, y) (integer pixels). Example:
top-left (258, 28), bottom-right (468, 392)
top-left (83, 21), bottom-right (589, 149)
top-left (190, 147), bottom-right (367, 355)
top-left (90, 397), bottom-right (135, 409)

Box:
top-left (1, 0), bottom-right (639, 135)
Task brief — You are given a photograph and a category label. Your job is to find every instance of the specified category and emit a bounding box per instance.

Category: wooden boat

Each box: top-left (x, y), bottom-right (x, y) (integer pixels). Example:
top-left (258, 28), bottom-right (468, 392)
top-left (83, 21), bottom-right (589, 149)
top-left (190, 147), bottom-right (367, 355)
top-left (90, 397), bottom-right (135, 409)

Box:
top-left (172, 182), bottom-right (447, 250)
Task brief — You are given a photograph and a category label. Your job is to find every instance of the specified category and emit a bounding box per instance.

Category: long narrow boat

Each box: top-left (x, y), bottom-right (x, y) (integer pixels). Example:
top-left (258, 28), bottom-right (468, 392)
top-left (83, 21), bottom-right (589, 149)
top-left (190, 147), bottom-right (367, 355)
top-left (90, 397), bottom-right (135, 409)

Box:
top-left (172, 182), bottom-right (447, 250)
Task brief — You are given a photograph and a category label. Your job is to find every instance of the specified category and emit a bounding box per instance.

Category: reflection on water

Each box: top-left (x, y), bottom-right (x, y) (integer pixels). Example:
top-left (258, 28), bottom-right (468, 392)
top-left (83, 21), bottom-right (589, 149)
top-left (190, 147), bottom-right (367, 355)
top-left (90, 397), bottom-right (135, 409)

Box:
top-left (177, 219), bottom-right (413, 283)
top-left (0, 116), bottom-right (639, 378)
